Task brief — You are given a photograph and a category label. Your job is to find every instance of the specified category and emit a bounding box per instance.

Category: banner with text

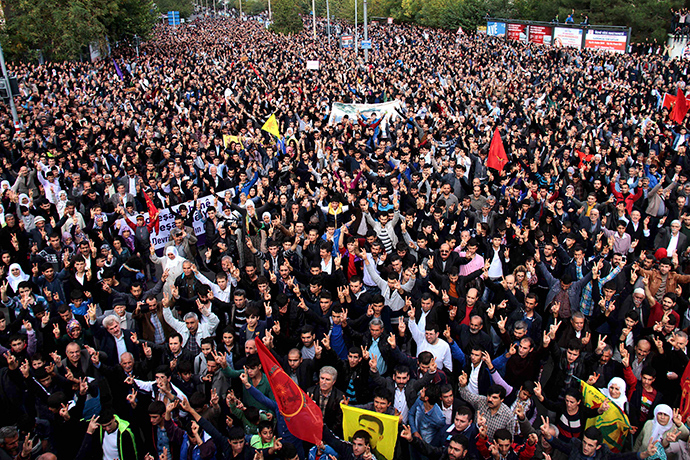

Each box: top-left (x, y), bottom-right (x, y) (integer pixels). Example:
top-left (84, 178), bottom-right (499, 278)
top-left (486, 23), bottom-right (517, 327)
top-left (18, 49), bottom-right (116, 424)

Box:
top-left (328, 100), bottom-right (402, 134)
top-left (118, 191), bottom-right (229, 255)
top-left (528, 25), bottom-right (552, 45)
top-left (553, 27), bottom-right (583, 49)
top-left (487, 22), bottom-right (506, 37)
top-left (584, 29), bottom-right (627, 53)
top-left (507, 23), bottom-right (528, 43)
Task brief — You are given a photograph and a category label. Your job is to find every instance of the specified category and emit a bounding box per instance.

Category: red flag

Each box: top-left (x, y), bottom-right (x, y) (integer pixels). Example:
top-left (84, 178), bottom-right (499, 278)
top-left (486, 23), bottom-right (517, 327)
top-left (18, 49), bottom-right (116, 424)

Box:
top-left (662, 93), bottom-right (677, 111)
top-left (255, 339), bottom-right (323, 445)
top-left (143, 192), bottom-right (160, 234)
top-left (487, 128), bottom-right (508, 172)
top-left (680, 359), bottom-right (690, 421)
top-left (671, 88), bottom-right (689, 124)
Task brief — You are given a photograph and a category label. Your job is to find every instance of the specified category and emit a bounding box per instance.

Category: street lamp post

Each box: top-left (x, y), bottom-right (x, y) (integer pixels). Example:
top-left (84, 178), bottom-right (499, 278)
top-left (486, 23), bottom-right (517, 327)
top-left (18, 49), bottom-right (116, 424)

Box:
top-left (312, 0), bottom-right (316, 40)
top-left (326, 0), bottom-right (330, 46)
top-left (354, 0), bottom-right (357, 57)
top-left (134, 34), bottom-right (140, 57)
top-left (363, 0), bottom-right (368, 62)
top-left (0, 44), bottom-right (20, 133)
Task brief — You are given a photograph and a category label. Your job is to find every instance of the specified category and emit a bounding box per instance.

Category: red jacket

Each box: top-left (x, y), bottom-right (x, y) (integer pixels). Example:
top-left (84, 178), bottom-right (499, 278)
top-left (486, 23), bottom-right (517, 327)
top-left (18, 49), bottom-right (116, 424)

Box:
top-left (610, 183), bottom-right (643, 214)
top-left (477, 434), bottom-right (536, 460)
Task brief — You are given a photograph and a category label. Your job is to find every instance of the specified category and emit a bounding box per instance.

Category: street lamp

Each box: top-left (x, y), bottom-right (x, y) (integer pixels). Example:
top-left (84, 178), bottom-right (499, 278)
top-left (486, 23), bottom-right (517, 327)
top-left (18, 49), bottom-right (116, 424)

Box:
top-left (363, 0), bottom-right (368, 62)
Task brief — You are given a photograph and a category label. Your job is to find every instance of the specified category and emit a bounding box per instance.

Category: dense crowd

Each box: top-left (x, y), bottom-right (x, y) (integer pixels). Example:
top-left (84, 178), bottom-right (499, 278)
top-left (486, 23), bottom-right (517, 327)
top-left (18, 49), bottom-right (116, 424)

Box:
top-left (0, 10), bottom-right (688, 460)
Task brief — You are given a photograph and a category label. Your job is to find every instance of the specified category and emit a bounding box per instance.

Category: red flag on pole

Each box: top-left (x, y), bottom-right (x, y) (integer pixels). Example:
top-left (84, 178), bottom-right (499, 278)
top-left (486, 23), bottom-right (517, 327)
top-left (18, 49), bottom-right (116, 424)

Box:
top-left (671, 88), bottom-right (689, 124)
top-left (487, 128), bottom-right (508, 172)
top-left (143, 192), bottom-right (160, 234)
top-left (680, 359), bottom-right (690, 421)
top-left (255, 339), bottom-right (323, 445)
top-left (662, 93), bottom-right (677, 111)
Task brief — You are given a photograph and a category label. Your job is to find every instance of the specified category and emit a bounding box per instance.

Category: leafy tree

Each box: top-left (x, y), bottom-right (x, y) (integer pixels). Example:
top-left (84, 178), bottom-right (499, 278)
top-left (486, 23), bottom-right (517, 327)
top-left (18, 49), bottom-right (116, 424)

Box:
top-left (1, 0), bottom-right (156, 61)
top-left (271, 0), bottom-right (304, 33)
top-left (154, 0), bottom-right (195, 18)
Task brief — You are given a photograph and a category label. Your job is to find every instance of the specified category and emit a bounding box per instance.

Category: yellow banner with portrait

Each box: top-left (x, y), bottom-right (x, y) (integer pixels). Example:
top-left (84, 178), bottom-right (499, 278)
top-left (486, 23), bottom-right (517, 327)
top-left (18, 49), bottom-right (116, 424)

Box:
top-left (341, 404), bottom-right (399, 460)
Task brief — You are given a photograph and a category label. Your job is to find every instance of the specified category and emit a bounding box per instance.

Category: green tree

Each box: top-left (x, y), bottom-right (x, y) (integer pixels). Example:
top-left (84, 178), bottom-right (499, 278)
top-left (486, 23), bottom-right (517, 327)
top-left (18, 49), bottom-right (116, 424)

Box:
top-left (1, 0), bottom-right (156, 61)
top-left (271, 0), bottom-right (303, 33)
top-left (154, 0), bottom-right (195, 18)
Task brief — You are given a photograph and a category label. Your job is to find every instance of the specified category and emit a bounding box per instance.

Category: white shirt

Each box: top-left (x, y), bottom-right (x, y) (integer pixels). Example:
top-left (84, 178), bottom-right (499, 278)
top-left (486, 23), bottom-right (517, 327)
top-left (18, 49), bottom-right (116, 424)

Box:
top-left (102, 429), bottom-right (119, 460)
top-left (441, 403), bottom-right (453, 425)
top-left (488, 250), bottom-right (503, 279)
top-left (114, 334), bottom-right (127, 361)
top-left (395, 387), bottom-right (409, 423)
top-left (321, 257), bottom-right (333, 275)
top-left (196, 273), bottom-right (232, 302)
top-left (409, 320), bottom-right (453, 371)
top-left (468, 363), bottom-right (482, 394)
top-left (667, 233), bottom-right (680, 257)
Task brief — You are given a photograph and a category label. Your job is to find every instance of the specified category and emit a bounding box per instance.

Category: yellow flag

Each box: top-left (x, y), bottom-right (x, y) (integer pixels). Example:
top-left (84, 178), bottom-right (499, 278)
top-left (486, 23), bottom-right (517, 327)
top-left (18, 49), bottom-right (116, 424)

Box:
top-left (261, 114), bottom-right (281, 138)
top-left (223, 134), bottom-right (241, 148)
top-left (341, 404), bottom-right (399, 460)
top-left (579, 379), bottom-right (630, 452)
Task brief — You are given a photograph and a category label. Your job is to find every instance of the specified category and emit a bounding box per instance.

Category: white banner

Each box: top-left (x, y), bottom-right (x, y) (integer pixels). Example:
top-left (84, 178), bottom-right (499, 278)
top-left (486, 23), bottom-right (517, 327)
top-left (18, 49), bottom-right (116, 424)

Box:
top-left (327, 100), bottom-right (402, 134)
top-left (118, 190), bottom-right (230, 255)
top-left (553, 27), bottom-right (583, 49)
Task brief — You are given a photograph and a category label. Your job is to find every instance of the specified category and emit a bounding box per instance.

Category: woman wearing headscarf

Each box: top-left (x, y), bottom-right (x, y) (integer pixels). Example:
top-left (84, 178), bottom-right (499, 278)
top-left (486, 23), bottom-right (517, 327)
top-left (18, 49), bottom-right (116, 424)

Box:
top-left (5, 263), bottom-right (30, 297)
top-left (56, 190), bottom-right (69, 218)
top-left (601, 377), bottom-right (628, 412)
top-left (633, 404), bottom-right (689, 452)
top-left (150, 245), bottom-right (185, 296)
top-left (230, 199), bottom-right (269, 268)
top-left (110, 237), bottom-right (132, 273)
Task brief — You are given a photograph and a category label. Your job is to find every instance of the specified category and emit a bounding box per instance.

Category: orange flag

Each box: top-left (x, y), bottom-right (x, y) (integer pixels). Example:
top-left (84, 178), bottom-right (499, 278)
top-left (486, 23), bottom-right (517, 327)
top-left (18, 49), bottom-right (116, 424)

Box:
top-left (671, 88), bottom-right (689, 124)
top-left (255, 339), bottom-right (323, 445)
top-left (487, 128), bottom-right (508, 172)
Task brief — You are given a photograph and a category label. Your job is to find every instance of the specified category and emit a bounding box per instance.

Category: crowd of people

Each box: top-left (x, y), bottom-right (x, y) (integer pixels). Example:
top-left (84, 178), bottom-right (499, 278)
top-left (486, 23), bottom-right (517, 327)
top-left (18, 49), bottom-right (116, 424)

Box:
top-left (0, 8), bottom-right (688, 460)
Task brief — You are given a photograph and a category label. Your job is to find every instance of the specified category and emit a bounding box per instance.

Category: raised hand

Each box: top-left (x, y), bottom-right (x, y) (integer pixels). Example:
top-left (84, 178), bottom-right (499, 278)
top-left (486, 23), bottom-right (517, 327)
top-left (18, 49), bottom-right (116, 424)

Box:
top-left (458, 371), bottom-right (468, 387)
top-left (400, 424), bottom-right (413, 442)
top-left (539, 415), bottom-right (551, 438)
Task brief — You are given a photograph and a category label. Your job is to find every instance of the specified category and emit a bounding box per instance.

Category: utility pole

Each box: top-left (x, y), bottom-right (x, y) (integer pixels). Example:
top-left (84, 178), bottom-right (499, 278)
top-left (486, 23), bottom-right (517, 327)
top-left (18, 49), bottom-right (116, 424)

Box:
top-left (326, 0), bottom-right (330, 46)
top-left (363, 0), bottom-right (368, 62)
top-left (354, 0), bottom-right (358, 57)
top-left (134, 34), bottom-right (140, 58)
top-left (0, 44), bottom-right (20, 133)
top-left (312, 0), bottom-right (316, 40)
top-left (239, 0), bottom-right (242, 18)
top-left (268, 0), bottom-right (272, 20)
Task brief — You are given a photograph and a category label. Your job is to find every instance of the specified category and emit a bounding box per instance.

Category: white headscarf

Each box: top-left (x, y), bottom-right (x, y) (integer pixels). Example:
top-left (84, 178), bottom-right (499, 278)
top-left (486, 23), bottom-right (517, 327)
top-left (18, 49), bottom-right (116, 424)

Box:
top-left (7, 263), bottom-right (29, 292)
top-left (163, 246), bottom-right (185, 271)
top-left (57, 191), bottom-right (69, 217)
top-left (649, 404), bottom-right (673, 444)
top-left (601, 377), bottom-right (628, 410)
top-left (18, 194), bottom-right (30, 208)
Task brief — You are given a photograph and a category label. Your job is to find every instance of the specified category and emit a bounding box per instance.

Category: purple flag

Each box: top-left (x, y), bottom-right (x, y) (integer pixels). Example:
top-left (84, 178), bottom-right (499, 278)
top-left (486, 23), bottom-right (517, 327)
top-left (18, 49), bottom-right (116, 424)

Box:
top-left (112, 58), bottom-right (124, 80)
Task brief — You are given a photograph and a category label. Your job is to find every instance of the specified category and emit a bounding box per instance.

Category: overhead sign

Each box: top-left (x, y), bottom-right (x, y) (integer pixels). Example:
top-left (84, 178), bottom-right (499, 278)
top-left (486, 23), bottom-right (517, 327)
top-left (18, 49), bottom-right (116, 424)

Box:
top-left (584, 29), bottom-right (627, 53)
top-left (341, 34), bottom-right (354, 49)
top-left (487, 21), bottom-right (506, 37)
top-left (167, 11), bottom-right (180, 26)
top-left (360, 40), bottom-right (372, 49)
top-left (528, 25), bottom-right (552, 45)
top-left (553, 27), bottom-right (583, 49)
top-left (507, 23), bottom-right (527, 43)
